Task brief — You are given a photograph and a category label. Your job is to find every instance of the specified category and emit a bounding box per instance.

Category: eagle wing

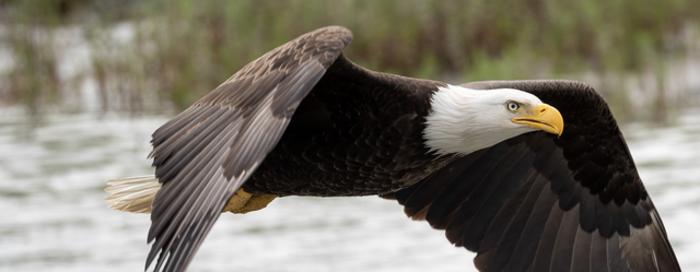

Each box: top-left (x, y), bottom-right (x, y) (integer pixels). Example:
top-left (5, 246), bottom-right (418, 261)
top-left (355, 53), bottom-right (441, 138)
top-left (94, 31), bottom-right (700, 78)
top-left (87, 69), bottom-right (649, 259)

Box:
top-left (388, 80), bottom-right (680, 271)
top-left (146, 26), bottom-right (352, 272)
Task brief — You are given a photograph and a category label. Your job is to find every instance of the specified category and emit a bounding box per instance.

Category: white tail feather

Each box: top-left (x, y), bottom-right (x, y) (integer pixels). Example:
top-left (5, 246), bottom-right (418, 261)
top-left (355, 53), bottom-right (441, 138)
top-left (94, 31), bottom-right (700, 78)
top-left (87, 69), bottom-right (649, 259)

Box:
top-left (105, 176), bottom-right (160, 213)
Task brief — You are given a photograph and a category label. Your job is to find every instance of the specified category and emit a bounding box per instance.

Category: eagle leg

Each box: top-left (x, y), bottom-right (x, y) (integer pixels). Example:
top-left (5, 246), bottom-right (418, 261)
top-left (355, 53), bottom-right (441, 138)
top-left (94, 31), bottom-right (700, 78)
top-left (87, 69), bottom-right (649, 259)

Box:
top-left (224, 189), bottom-right (277, 214)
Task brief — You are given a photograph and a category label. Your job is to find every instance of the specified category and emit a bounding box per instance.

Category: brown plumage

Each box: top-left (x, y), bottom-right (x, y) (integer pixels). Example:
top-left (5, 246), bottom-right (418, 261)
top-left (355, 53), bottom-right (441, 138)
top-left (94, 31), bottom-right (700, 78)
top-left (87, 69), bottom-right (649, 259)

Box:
top-left (137, 26), bottom-right (679, 272)
top-left (146, 26), bottom-right (448, 271)
top-left (388, 80), bottom-right (680, 272)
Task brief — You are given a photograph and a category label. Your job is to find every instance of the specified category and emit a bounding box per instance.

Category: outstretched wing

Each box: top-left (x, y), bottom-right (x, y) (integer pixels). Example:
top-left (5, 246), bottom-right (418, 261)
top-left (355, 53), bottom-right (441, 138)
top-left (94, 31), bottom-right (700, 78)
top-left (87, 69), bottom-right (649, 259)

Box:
top-left (146, 26), bottom-right (352, 272)
top-left (388, 80), bottom-right (680, 271)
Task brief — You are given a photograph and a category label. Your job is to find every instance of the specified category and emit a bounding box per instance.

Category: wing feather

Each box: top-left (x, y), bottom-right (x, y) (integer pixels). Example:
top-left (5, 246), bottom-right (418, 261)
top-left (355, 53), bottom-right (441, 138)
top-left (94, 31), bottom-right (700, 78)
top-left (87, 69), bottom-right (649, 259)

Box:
top-left (388, 80), bottom-right (680, 271)
top-left (145, 26), bottom-right (352, 272)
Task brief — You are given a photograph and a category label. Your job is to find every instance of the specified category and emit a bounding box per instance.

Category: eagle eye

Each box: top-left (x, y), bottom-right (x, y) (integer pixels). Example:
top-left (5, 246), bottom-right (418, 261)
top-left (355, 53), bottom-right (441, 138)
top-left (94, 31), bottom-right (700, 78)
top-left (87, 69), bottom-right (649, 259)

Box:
top-left (506, 101), bottom-right (520, 112)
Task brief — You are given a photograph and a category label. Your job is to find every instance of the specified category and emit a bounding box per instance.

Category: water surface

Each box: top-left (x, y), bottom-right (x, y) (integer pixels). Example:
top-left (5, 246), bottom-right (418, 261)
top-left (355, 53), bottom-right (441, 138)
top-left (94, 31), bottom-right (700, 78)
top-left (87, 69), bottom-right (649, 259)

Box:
top-left (1, 109), bottom-right (699, 271)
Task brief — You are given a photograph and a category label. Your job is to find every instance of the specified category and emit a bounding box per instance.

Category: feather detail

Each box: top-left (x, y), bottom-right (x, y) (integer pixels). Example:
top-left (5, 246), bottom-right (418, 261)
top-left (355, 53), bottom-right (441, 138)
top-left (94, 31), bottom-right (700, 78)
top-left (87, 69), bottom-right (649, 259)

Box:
top-left (105, 176), bottom-right (160, 213)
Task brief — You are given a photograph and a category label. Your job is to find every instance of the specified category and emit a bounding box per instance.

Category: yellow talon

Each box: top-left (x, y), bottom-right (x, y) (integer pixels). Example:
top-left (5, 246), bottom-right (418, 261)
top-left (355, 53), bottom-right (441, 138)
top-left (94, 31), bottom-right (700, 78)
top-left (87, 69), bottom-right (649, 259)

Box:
top-left (224, 188), bottom-right (276, 214)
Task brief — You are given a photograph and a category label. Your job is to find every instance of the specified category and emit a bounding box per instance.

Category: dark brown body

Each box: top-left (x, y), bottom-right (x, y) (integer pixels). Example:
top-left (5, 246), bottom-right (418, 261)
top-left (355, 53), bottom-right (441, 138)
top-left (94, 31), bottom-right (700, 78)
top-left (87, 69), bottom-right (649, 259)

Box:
top-left (243, 56), bottom-right (451, 196)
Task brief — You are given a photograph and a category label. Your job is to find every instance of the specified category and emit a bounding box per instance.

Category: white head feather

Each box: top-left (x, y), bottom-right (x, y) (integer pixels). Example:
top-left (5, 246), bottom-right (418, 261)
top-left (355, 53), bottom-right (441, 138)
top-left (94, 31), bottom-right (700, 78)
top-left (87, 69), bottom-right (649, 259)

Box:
top-left (424, 84), bottom-right (544, 155)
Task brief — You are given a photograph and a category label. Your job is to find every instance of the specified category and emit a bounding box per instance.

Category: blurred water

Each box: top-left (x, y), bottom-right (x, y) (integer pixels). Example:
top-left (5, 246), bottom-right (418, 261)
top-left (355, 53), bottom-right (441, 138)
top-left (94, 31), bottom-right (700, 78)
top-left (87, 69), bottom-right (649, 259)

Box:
top-left (1, 108), bottom-right (699, 272)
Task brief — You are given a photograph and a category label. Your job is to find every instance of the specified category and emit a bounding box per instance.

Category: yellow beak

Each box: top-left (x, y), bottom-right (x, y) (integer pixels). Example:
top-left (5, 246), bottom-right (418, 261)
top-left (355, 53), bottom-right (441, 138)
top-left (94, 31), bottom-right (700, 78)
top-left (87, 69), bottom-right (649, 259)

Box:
top-left (512, 103), bottom-right (564, 136)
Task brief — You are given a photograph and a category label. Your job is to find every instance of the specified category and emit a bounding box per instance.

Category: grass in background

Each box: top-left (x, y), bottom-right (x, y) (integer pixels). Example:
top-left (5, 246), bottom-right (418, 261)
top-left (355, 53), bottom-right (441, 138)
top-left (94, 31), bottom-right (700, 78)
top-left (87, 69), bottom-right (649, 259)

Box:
top-left (1, 0), bottom-right (699, 121)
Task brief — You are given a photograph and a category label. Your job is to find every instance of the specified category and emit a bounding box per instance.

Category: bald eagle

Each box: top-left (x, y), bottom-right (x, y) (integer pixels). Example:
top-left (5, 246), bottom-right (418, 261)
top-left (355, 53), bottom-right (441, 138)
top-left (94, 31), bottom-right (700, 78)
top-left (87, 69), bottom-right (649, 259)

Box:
top-left (106, 26), bottom-right (680, 272)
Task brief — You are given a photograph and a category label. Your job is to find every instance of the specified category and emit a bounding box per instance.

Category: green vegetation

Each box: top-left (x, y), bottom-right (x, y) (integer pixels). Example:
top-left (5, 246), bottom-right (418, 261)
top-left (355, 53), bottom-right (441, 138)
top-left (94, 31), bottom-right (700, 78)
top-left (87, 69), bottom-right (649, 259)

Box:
top-left (1, 0), bottom-right (699, 121)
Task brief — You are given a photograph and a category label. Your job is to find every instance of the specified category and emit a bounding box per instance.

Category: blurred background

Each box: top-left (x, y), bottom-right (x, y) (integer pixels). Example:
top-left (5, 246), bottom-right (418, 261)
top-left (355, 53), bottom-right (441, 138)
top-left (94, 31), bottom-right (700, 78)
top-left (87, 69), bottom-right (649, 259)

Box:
top-left (1, 0), bottom-right (699, 271)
